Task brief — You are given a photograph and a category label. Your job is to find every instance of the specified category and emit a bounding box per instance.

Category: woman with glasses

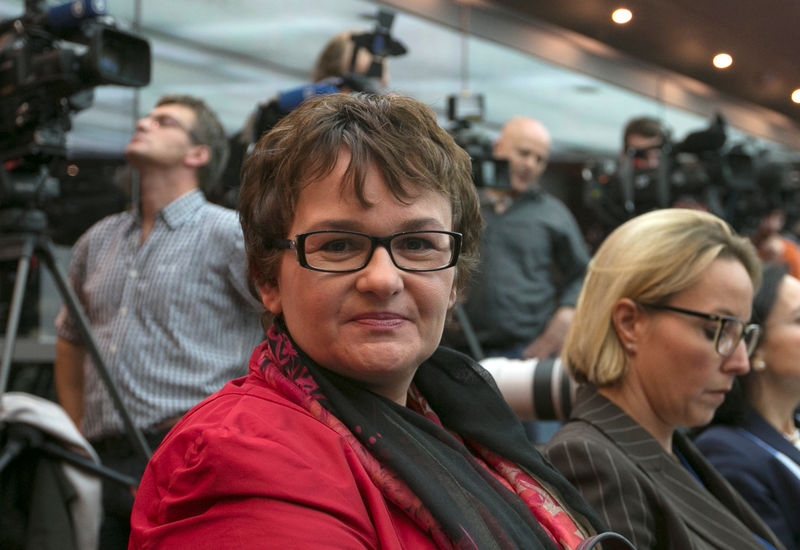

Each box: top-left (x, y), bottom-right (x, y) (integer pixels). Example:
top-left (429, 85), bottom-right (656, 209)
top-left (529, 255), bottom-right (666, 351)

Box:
top-left (543, 208), bottom-right (784, 550)
top-left (128, 93), bottom-right (634, 549)
top-left (695, 264), bottom-right (800, 550)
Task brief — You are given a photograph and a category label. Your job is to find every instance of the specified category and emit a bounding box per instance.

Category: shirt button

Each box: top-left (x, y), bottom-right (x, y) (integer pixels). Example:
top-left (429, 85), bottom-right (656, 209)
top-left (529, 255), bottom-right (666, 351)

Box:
top-left (120, 306), bottom-right (128, 316)
top-left (109, 344), bottom-right (118, 355)
top-left (129, 269), bottom-right (138, 278)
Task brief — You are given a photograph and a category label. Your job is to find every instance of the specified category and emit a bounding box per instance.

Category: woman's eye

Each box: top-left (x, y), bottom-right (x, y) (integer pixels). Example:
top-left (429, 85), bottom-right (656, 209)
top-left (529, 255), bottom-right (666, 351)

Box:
top-left (400, 237), bottom-right (433, 251)
top-left (320, 239), bottom-right (351, 252)
top-left (702, 326), bottom-right (717, 341)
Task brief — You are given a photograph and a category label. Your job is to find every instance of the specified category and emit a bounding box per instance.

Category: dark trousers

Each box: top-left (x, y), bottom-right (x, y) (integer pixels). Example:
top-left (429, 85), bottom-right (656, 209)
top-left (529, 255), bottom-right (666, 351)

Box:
top-left (89, 428), bottom-right (171, 550)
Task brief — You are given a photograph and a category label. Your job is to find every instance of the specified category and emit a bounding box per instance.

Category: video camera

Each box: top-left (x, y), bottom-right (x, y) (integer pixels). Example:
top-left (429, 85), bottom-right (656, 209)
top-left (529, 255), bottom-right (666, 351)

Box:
top-left (583, 113), bottom-right (759, 233)
top-left (0, 0), bottom-right (150, 218)
top-left (446, 92), bottom-right (510, 189)
top-left (349, 9), bottom-right (406, 82)
top-left (247, 8), bottom-right (407, 151)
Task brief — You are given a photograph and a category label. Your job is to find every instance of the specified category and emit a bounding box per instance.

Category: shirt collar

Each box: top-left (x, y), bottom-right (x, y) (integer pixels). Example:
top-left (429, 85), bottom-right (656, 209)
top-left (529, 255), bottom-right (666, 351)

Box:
top-left (158, 189), bottom-right (206, 230)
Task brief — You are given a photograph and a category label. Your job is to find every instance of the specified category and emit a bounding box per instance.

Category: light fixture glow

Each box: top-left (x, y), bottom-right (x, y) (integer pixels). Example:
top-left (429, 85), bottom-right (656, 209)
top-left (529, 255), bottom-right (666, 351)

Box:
top-left (611, 8), bottom-right (633, 24)
top-left (792, 89), bottom-right (800, 104)
top-left (713, 53), bottom-right (733, 69)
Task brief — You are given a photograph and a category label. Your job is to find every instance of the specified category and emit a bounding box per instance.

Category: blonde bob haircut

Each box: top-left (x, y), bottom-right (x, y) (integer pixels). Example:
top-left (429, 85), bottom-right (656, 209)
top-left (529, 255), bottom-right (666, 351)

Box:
top-left (564, 208), bottom-right (761, 386)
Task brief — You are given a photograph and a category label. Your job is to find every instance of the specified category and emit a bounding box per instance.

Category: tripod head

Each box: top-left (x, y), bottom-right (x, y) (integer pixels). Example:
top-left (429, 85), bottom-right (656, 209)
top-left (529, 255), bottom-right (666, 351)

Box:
top-left (0, 159), bottom-right (60, 235)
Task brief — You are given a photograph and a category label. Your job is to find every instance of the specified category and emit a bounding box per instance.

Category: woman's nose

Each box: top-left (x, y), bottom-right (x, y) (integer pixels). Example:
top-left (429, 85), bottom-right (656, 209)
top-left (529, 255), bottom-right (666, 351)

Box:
top-left (355, 246), bottom-right (404, 298)
top-left (722, 338), bottom-right (751, 376)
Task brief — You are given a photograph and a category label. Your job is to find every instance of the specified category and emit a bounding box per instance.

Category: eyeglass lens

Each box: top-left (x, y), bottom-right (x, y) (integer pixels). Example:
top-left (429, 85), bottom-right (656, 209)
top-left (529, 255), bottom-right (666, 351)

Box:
top-left (716, 319), bottom-right (759, 356)
top-left (302, 231), bottom-right (456, 271)
top-left (148, 115), bottom-right (182, 129)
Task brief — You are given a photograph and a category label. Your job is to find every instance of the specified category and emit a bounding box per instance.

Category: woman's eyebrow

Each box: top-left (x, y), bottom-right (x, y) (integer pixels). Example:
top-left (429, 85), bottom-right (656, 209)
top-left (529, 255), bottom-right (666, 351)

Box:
top-left (301, 217), bottom-right (448, 233)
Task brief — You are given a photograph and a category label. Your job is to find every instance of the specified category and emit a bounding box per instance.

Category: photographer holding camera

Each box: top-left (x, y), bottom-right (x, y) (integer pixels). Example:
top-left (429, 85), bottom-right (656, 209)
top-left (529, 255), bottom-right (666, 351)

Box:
top-left (584, 114), bottom-right (733, 252)
top-left (54, 95), bottom-right (264, 548)
top-left (455, 116), bottom-right (590, 365)
top-left (214, 15), bottom-right (406, 208)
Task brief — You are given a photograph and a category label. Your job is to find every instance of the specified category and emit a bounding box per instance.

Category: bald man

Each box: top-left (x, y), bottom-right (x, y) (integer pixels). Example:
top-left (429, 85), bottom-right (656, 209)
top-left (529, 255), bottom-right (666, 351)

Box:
top-left (455, 116), bottom-right (590, 362)
top-left (494, 116), bottom-right (551, 195)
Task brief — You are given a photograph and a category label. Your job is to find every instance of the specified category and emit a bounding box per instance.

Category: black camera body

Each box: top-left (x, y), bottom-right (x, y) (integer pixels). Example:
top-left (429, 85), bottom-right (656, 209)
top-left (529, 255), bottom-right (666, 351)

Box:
top-left (0, 0), bottom-right (150, 215)
top-left (583, 114), bottom-right (758, 233)
top-left (0, 0), bottom-right (150, 159)
top-left (447, 93), bottom-right (510, 190)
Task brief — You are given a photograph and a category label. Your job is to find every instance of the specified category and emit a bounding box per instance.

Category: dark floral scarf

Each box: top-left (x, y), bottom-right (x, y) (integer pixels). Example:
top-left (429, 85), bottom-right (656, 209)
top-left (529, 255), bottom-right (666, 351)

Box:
top-left (258, 323), bottom-right (609, 549)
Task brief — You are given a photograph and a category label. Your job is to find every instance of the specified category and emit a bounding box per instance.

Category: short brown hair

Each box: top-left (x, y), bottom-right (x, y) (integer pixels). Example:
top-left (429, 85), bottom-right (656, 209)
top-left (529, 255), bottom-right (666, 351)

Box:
top-left (157, 94), bottom-right (229, 193)
top-left (239, 92), bottom-right (481, 298)
top-left (622, 116), bottom-right (667, 151)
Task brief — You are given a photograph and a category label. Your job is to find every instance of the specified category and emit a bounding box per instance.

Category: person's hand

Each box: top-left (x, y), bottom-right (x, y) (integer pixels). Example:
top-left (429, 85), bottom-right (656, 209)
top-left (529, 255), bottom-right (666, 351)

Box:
top-left (522, 306), bottom-right (574, 359)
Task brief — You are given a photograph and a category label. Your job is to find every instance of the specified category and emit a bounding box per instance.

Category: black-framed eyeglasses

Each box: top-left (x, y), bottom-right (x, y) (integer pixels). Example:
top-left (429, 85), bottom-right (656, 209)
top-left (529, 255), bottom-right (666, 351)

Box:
top-left (639, 303), bottom-right (761, 357)
top-left (273, 230), bottom-right (462, 273)
top-left (140, 114), bottom-right (197, 142)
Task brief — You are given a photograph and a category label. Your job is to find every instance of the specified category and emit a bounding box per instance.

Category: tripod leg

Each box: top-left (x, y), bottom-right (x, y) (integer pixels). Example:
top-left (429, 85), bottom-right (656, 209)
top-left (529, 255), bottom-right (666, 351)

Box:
top-left (36, 239), bottom-right (152, 460)
top-left (453, 302), bottom-right (485, 361)
top-left (0, 236), bottom-right (35, 395)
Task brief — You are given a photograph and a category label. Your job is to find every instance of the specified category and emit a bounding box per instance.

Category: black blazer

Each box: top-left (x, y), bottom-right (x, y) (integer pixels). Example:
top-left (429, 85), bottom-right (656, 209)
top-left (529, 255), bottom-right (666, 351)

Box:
top-left (543, 386), bottom-right (785, 550)
top-left (695, 409), bottom-right (800, 550)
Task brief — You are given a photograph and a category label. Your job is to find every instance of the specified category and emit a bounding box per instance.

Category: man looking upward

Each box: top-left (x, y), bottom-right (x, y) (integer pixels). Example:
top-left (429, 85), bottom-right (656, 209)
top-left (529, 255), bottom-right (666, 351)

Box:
top-left (54, 95), bottom-right (263, 548)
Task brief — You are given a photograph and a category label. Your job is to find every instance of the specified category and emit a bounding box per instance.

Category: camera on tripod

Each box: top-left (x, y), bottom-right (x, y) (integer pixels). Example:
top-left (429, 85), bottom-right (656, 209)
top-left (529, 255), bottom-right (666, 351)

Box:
top-left (447, 92), bottom-right (510, 190)
top-left (583, 113), bottom-right (759, 233)
top-left (0, 1), bottom-right (154, 459)
top-left (0, 0), bottom-right (150, 221)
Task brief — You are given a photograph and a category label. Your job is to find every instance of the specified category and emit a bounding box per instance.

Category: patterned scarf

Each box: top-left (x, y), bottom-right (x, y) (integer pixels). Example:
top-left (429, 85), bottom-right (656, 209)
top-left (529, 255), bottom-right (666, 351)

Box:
top-left (259, 323), bottom-right (607, 549)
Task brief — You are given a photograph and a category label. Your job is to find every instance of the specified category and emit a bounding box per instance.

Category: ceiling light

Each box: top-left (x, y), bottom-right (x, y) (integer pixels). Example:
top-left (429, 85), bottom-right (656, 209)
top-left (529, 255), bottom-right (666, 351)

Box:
top-left (713, 53), bottom-right (733, 69)
top-left (611, 8), bottom-right (633, 24)
top-left (792, 89), bottom-right (800, 104)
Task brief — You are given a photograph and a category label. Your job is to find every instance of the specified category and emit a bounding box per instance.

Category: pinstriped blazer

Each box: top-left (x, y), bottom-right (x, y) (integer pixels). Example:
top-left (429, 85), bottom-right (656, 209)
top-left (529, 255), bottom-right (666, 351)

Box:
top-left (543, 386), bottom-right (785, 550)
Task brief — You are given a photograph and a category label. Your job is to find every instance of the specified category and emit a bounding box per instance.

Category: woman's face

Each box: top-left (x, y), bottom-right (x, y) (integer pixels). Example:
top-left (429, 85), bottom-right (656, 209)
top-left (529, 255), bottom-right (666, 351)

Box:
top-left (626, 258), bottom-right (754, 432)
top-left (758, 275), bottom-right (800, 389)
top-left (258, 151), bottom-right (457, 404)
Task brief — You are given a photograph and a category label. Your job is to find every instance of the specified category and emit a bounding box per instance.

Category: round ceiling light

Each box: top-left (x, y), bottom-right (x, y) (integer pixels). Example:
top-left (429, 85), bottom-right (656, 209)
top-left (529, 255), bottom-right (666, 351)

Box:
top-left (713, 53), bottom-right (733, 69)
top-left (611, 8), bottom-right (633, 24)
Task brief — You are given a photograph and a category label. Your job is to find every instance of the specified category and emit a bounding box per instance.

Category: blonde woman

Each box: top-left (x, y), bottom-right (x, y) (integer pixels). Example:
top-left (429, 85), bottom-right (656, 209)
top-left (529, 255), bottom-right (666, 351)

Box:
top-left (544, 209), bottom-right (784, 550)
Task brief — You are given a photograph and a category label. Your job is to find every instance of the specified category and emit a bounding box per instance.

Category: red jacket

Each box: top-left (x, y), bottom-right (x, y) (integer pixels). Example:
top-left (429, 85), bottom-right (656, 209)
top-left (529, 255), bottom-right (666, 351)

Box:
top-left (129, 364), bottom-right (437, 549)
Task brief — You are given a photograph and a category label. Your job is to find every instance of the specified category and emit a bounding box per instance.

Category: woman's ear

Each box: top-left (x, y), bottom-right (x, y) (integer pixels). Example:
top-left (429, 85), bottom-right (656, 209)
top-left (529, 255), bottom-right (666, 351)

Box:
top-left (611, 297), bottom-right (641, 352)
top-left (750, 350), bottom-right (767, 372)
top-left (258, 282), bottom-right (282, 315)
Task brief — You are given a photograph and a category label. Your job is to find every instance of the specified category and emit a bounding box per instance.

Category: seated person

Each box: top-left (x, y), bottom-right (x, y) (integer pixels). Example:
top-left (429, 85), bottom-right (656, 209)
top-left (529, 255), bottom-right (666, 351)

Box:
top-left (544, 208), bottom-right (784, 550)
top-left (128, 93), bottom-right (634, 549)
top-left (695, 264), bottom-right (800, 550)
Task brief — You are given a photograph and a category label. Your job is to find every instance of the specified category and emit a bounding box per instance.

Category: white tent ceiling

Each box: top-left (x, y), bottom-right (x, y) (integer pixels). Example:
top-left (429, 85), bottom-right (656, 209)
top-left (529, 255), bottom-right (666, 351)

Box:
top-left (1, 0), bottom-right (798, 161)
